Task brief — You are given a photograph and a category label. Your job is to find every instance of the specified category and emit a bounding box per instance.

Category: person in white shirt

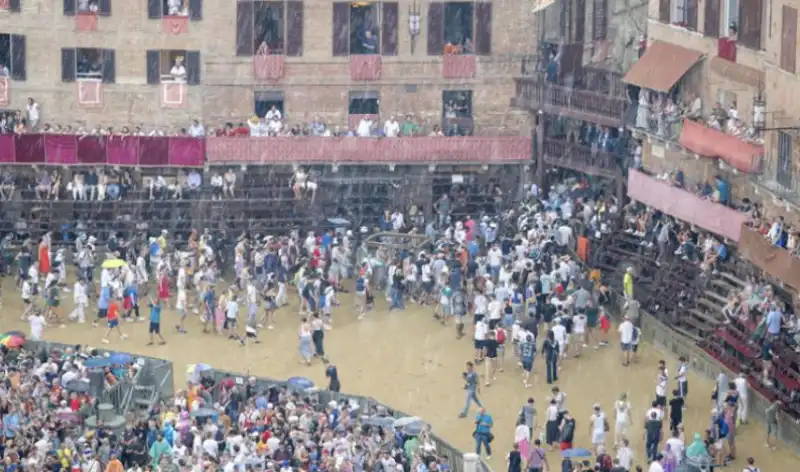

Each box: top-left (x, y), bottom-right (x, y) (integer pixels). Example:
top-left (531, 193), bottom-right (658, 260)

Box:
top-left (474, 318), bottom-right (488, 363)
top-left (655, 361), bottom-right (669, 408)
top-left (27, 98), bottom-right (40, 130)
top-left (356, 118), bottom-right (373, 137)
top-left (616, 438), bottom-right (634, 471)
top-left (487, 296), bottom-right (502, 329)
top-left (265, 106), bottom-right (282, 122)
top-left (225, 292), bottom-right (239, 337)
top-left (676, 357), bottom-right (689, 398)
top-left (648, 455), bottom-right (664, 472)
top-left (69, 279), bottom-right (87, 323)
top-left (590, 404), bottom-right (608, 451)
top-left (551, 318), bottom-right (567, 358)
top-left (210, 172), bottom-right (224, 200)
top-left (573, 311), bottom-right (587, 352)
top-left (188, 120), bottom-right (205, 137)
top-left (734, 371), bottom-right (749, 424)
top-left (383, 116), bottom-right (400, 137)
top-left (28, 312), bottom-right (47, 341)
top-left (618, 316), bottom-right (634, 365)
top-left (665, 430), bottom-right (684, 465)
top-left (20, 278), bottom-right (34, 320)
top-left (170, 57), bottom-right (187, 83)
top-left (487, 245), bottom-right (503, 281)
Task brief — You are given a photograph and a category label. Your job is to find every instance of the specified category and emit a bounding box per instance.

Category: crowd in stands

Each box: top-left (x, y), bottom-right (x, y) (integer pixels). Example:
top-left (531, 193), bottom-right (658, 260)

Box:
top-left (0, 342), bottom-right (456, 472)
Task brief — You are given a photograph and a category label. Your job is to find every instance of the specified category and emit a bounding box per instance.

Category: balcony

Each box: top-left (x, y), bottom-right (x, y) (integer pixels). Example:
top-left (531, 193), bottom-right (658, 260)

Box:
top-left (739, 225), bottom-right (800, 292)
top-left (627, 170), bottom-right (748, 241)
top-left (206, 136), bottom-right (532, 164)
top-left (542, 137), bottom-right (620, 179)
top-left (512, 76), bottom-right (631, 127)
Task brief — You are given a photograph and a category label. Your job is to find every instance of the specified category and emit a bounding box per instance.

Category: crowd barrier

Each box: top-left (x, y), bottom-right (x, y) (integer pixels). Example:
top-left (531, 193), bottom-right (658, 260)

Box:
top-left (0, 134), bottom-right (532, 166)
top-left (738, 225), bottom-right (800, 292)
top-left (627, 169), bottom-right (748, 242)
top-left (205, 369), bottom-right (486, 472)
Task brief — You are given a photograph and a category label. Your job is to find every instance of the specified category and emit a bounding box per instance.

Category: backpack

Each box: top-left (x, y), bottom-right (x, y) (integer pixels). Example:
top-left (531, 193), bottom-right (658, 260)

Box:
top-left (632, 327), bottom-right (640, 342)
top-left (496, 329), bottom-right (506, 344)
top-left (355, 277), bottom-right (365, 293)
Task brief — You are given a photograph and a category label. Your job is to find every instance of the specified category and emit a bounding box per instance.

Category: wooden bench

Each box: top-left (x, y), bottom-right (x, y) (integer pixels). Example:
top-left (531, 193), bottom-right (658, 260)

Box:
top-left (678, 316), bottom-right (714, 337)
top-left (709, 278), bottom-right (737, 295)
top-left (697, 297), bottom-right (723, 312)
top-left (719, 271), bottom-right (747, 289)
top-left (686, 309), bottom-right (719, 330)
top-left (672, 324), bottom-right (704, 343)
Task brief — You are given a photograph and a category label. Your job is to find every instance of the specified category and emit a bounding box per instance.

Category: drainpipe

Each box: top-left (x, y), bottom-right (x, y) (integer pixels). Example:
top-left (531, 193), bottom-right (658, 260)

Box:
top-left (534, 110), bottom-right (548, 198)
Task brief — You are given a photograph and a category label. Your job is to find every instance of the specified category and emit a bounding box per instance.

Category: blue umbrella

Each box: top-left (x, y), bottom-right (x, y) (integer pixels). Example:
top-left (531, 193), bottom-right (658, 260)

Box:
top-left (561, 448), bottom-right (593, 458)
top-left (287, 377), bottom-right (315, 390)
top-left (83, 357), bottom-right (113, 368)
top-left (106, 353), bottom-right (134, 365)
top-left (3, 331), bottom-right (26, 338)
top-left (365, 416), bottom-right (394, 427)
top-left (401, 421), bottom-right (426, 436)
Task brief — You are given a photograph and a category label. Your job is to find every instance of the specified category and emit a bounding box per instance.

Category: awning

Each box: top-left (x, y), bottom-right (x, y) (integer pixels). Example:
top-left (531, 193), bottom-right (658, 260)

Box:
top-left (622, 41), bottom-right (704, 92)
top-left (532, 0), bottom-right (557, 13)
top-left (739, 225), bottom-right (800, 291)
top-left (709, 56), bottom-right (764, 87)
top-left (678, 118), bottom-right (764, 173)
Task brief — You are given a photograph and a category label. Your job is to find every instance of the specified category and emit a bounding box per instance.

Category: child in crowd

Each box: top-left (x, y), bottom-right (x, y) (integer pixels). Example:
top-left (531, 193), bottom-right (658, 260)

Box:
top-left (101, 298), bottom-right (127, 344)
top-left (147, 296), bottom-right (167, 346)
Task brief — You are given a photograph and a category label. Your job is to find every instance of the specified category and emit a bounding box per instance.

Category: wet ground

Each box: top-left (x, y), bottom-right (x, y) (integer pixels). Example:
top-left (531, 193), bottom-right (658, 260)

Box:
top-left (1, 281), bottom-right (796, 470)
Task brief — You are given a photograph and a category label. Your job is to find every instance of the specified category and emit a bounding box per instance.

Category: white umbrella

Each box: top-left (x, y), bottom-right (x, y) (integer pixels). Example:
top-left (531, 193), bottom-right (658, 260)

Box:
top-left (393, 416), bottom-right (423, 428)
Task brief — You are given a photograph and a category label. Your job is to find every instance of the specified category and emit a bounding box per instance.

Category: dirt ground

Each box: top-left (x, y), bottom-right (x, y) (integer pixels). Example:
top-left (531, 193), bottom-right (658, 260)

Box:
top-left (1, 280), bottom-right (797, 471)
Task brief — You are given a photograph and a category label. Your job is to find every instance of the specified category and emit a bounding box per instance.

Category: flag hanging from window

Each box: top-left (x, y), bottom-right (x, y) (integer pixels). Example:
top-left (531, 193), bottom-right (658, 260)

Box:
top-left (254, 54), bottom-right (285, 81)
top-left (0, 77), bottom-right (9, 107)
top-left (162, 83), bottom-right (188, 109)
top-left (76, 81), bottom-right (104, 109)
top-left (350, 56), bottom-right (382, 81)
top-left (76, 13), bottom-right (98, 32)
top-left (162, 16), bottom-right (190, 35)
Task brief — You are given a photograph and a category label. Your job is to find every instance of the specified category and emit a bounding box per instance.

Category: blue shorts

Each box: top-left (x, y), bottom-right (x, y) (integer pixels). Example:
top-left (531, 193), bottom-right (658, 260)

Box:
top-left (522, 358), bottom-right (533, 372)
top-left (621, 343), bottom-right (632, 351)
top-left (108, 319), bottom-right (119, 328)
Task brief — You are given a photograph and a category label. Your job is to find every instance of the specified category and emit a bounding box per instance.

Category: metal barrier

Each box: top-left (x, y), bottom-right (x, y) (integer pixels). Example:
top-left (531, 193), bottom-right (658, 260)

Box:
top-left (206, 369), bottom-right (485, 472)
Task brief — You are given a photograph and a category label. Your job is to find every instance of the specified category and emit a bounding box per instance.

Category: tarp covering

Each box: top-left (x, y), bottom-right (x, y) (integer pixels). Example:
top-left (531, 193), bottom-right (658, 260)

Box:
top-left (678, 118), bottom-right (763, 173)
top-left (622, 41), bottom-right (703, 93)
top-left (738, 225), bottom-right (800, 291)
top-left (627, 170), bottom-right (747, 241)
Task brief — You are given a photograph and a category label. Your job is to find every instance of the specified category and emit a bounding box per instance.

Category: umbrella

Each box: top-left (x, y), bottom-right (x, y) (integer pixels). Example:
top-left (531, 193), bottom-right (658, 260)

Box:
top-left (365, 416), bottom-right (394, 427)
top-left (191, 407), bottom-right (219, 418)
top-left (561, 448), bottom-right (593, 458)
top-left (106, 353), bottom-right (134, 365)
top-left (401, 421), bottom-right (426, 437)
top-left (0, 335), bottom-right (25, 349)
top-left (393, 416), bottom-right (423, 428)
top-left (3, 331), bottom-right (26, 338)
top-left (287, 377), bottom-right (315, 390)
top-left (187, 363), bottom-right (213, 374)
top-left (83, 357), bottom-right (113, 368)
top-left (101, 259), bottom-right (127, 269)
top-left (65, 380), bottom-right (92, 393)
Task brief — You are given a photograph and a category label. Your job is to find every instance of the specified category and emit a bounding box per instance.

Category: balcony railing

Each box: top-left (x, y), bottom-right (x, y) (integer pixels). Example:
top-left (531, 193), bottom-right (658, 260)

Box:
top-left (513, 77), bottom-right (631, 126)
top-left (0, 134), bottom-right (532, 166)
top-left (542, 137), bottom-right (620, 178)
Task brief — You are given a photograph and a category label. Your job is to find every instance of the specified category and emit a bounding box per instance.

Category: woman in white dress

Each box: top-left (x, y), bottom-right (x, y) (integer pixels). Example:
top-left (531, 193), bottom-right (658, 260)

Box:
top-left (636, 90), bottom-right (650, 130)
top-left (614, 393), bottom-right (632, 445)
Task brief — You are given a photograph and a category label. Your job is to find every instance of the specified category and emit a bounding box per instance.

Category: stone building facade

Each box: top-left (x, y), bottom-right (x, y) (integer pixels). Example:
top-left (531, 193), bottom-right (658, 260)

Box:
top-left (0, 0), bottom-right (538, 134)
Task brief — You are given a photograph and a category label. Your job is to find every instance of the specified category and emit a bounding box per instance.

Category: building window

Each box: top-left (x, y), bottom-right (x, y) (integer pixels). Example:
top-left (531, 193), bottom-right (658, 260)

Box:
top-left (350, 2), bottom-right (379, 54)
top-left (722, 0), bottom-right (739, 36)
top-left (61, 48), bottom-right (114, 83)
top-left (777, 132), bottom-right (793, 189)
top-left (349, 92), bottom-right (380, 115)
top-left (254, 91), bottom-right (285, 118)
top-left (146, 49), bottom-right (201, 85)
top-left (64, 0), bottom-right (111, 15)
top-left (255, 2), bottom-right (284, 54)
top-left (444, 2), bottom-right (473, 53)
top-left (0, 33), bottom-right (26, 80)
top-left (148, 0), bottom-right (202, 20)
top-left (442, 90), bottom-right (473, 136)
top-left (427, 2), bottom-right (491, 56)
top-left (76, 48), bottom-right (103, 80)
top-left (237, 1), bottom-right (303, 57)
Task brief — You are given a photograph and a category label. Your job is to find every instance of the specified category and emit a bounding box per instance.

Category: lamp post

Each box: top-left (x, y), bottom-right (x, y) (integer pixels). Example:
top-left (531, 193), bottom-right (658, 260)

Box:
top-left (408, 0), bottom-right (421, 55)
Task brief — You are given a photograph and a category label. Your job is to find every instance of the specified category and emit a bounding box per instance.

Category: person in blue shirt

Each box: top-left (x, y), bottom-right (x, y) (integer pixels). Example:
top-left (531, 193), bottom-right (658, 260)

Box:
top-left (147, 297), bottom-right (167, 346)
top-left (714, 175), bottom-right (730, 206)
top-left (474, 408), bottom-right (494, 458)
top-left (202, 285), bottom-right (216, 333)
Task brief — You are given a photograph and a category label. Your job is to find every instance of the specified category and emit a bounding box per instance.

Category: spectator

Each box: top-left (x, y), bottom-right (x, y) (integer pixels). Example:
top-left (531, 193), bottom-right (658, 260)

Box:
top-left (210, 172), bottom-right (224, 200)
top-left (170, 57), bottom-right (187, 83)
top-left (188, 120), bottom-right (205, 138)
top-left (85, 168), bottom-right (99, 200)
top-left (27, 98), bottom-right (40, 130)
top-left (71, 172), bottom-right (86, 200)
top-left (185, 169), bottom-right (202, 198)
top-left (384, 116), bottom-right (400, 137)
top-left (149, 174), bottom-right (167, 200)
top-left (430, 124), bottom-right (444, 136)
top-left (0, 170), bottom-right (15, 200)
top-left (223, 169), bottom-right (237, 199)
top-left (0, 62), bottom-right (9, 76)
top-left (357, 117), bottom-right (373, 137)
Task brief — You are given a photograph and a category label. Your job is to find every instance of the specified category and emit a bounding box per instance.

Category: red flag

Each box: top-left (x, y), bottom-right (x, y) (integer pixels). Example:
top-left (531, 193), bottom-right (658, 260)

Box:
top-left (442, 55), bottom-right (476, 79)
top-left (76, 81), bottom-right (104, 109)
top-left (161, 83), bottom-right (188, 109)
top-left (162, 16), bottom-right (189, 35)
top-left (350, 56), bottom-right (382, 81)
top-left (254, 54), bottom-right (285, 81)
top-left (76, 13), bottom-right (98, 32)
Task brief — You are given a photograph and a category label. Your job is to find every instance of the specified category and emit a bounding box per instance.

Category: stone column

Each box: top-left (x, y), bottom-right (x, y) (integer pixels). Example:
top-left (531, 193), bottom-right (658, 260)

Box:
top-left (462, 452), bottom-right (480, 472)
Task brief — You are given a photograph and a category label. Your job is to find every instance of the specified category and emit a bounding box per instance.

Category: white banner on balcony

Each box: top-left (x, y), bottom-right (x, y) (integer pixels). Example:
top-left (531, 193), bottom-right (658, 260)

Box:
top-left (532, 0), bottom-right (557, 13)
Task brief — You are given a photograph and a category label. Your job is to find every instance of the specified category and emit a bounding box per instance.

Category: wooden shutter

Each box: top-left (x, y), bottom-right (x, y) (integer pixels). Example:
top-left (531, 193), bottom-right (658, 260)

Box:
top-left (332, 2), bottom-right (350, 57)
top-left (427, 2), bottom-right (444, 55)
top-left (686, 0), bottom-right (698, 30)
top-left (381, 2), bottom-right (399, 56)
top-left (593, 0), bottom-right (608, 40)
top-left (658, 0), bottom-right (670, 23)
top-left (739, 0), bottom-right (763, 49)
top-left (236, 1), bottom-right (255, 56)
top-left (781, 6), bottom-right (798, 73)
top-left (146, 50), bottom-right (161, 84)
top-left (64, 0), bottom-right (76, 16)
top-left (101, 49), bottom-right (115, 84)
top-left (189, 0), bottom-right (203, 21)
top-left (61, 48), bottom-right (76, 83)
top-left (9, 0), bottom-right (21, 13)
top-left (186, 51), bottom-right (201, 85)
top-left (474, 3), bottom-right (492, 55)
top-left (147, 0), bottom-right (162, 19)
top-left (286, 1), bottom-right (304, 56)
top-left (704, 0), bottom-right (721, 37)
top-left (98, 0), bottom-right (111, 16)
top-left (10, 35), bottom-right (26, 81)
top-left (574, 0), bottom-right (586, 43)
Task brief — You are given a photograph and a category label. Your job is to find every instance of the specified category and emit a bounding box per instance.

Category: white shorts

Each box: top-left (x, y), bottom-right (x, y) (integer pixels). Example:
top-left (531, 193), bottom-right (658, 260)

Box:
top-left (591, 430), bottom-right (605, 445)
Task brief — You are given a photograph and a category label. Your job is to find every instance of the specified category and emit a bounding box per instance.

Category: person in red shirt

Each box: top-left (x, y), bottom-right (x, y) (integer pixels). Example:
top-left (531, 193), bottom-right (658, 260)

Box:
top-left (102, 299), bottom-right (127, 344)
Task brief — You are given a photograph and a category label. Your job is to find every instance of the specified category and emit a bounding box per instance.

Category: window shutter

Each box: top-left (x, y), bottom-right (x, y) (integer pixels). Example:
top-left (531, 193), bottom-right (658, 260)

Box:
top-left (236, 1), bottom-right (255, 56)
top-left (189, 0), bottom-right (203, 21)
top-left (739, 0), bottom-right (763, 49)
top-left (593, 0), bottom-right (608, 40)
top-left (574, 0), bottom-right (586, 43)
top-left (658, 0), bottom-right (670, 23)
top-left (101, 49), bottom-right (115, 84)
top-left (186, 51), bottom-right (201, 85)
top-left (381, 2), bottom-right (398, 56)
top-left (286, 1), bottom-right (304, 57)
top-left (474, 3), bottom-right (492, 55)
top-left (146, 50), bottom-right (161, 84)
top-left (98, 0), bottom-right (111, 16)
top-left (64, 0), bottom-right (76, 16)
top-left (686, 0), bottom-right (698, 30)
top-left (61, 48), bottom-right (76, 83)
top-left (427, 2), bottom-right (444, 55)
top-left (704, 0), bottom-right (720, 37)
top-left (147, 0), bottom-right (162, 19)
top-left (9, 0), bottom-right (21, 13)
top-left (332, 2), bottom-right (350, 57)
top-left (10, 35), bottom-right (26, 81)
top-left (781, 6), bottom-right (798, 74)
